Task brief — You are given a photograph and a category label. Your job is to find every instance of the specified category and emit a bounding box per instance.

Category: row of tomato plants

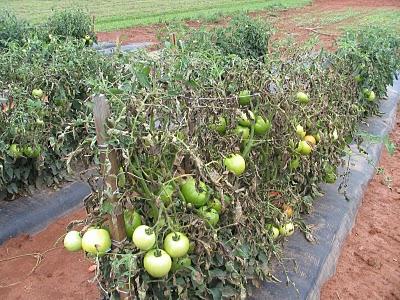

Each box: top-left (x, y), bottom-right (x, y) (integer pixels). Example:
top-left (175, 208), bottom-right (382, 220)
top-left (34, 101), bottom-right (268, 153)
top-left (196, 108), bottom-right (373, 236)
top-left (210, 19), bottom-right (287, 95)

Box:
top-left (1, 14), bottom-right (399, 299)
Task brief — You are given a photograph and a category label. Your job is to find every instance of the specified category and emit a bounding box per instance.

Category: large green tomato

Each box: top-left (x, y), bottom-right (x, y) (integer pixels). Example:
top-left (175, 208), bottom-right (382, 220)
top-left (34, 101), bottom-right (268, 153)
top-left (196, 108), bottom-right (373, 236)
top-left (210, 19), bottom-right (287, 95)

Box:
top-left (81, 228), bottom-right (111, 255)
top-left (64, 230), bottom-right (82, 252)
top-left (296, 91), bottom-right (309, 104)
top-left (159, 183), bottom-right (175, 205)
top-left (238, 90), bottom-right (251, 106)
top-left (180, 178), bottom-right (209, 208)
top-left (254, 116), bottom-right (271, 135)
top-left (234, 125), bottom-right (250, 140)
top-left (171, 256), bottom-right (192, 271)
top-left (132, 225), bottom-right (156, 251)
top-left (297, 140), bottom-right (312, 155)
top-left (224, 154), bottom-right (246, 176)
top-left (279, 223), bottom-right (295, 237)
top-left (198, 206), bottom-right (219, 226)
top-left (124, 210), bottom-right (142, 239)
top-left (143, 249), bottom-right (172, 278)
top-left (163, 232), bottom-right (190, 258)
top-left (32, 88), bottom-right (43, 98)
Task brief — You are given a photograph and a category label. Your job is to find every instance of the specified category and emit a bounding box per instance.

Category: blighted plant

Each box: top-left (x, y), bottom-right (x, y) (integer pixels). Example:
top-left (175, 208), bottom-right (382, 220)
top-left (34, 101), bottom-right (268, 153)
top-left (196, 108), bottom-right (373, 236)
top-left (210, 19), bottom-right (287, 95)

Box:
top-left (70, 24), bottom-right (399, 299)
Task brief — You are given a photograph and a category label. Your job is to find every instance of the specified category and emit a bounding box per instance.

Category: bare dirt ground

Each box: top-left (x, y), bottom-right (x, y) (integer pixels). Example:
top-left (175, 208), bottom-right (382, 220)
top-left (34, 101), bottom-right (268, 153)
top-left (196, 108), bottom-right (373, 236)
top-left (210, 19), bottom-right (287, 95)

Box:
top-left (0, 209), bottom-right (99, 300)
top-left (321, 114), bottom-right (400, 300)
top-left (1, 1), bottom-right (400, 299)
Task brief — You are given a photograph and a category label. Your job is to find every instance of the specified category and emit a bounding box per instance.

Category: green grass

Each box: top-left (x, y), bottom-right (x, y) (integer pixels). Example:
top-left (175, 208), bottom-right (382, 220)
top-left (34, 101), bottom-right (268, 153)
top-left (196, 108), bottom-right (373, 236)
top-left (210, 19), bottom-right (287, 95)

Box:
top-left (0, 0), bottom-right (311, 32)
top-left (294, 8), bottom-right (400, 33)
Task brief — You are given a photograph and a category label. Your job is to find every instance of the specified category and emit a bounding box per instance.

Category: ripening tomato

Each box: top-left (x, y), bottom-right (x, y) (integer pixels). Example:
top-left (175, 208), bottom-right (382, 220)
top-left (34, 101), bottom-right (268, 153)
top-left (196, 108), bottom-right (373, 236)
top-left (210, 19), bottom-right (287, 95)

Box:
top-left (143, 249), bottom-right (172, 278)
top-left (303, 135), bottom-right (316, 145)
top-left (163, 232), bottom-right (190, 258)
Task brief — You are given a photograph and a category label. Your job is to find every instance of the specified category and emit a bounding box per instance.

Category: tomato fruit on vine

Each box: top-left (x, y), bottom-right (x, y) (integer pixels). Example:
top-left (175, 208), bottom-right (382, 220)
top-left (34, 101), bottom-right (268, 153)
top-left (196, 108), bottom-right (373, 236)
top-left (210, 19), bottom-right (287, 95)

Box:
top-left (144, 249), bottom-right (172, 278)
top-left (297, 141), bottom-right (312, 155)
top-left (163, 232), bottom-right (190, 258)
top-left (296, 125), bottom-right (306, 138)
top-left (32, 89), bottom-right (43, 98)
top-left (9, 144), bottom-right (22, 158)
top-left (254, 116), bottom-right (271, 135)
top-left (124, 210), bottom-right (142, 239)
top-left (211, 116), bottom-right (227, 134)
top-left (198, 206), bottom-right (219, 226)
top-left (81, 228), bottom-right (111, 255)
top-left (23, 146), bottom-right (34, 157)
top-left (180, 178), bottom-right (209, 208)
top-left (266, 224), bottom-right (279, 240)
top-left (224, 154), bottom-right (246, 176)
top-left (209, 198), bottom-right (222, 213)
top-left (296, 91), bottom-right (309, 104)
top-left (290, 157), bottom-right (300, 170)
top-left (234, 125), bottom-right (250, 140)
top-left (279, 223), bottom-right (295, 236)
top-left (238, 90), bottom-right (251, 105)
top-left (303, 135), bottom-right (316, 145)
top-left (132, 225), bottom-right (156, 251)
top-left (64, 230), bottom-right (82, 252)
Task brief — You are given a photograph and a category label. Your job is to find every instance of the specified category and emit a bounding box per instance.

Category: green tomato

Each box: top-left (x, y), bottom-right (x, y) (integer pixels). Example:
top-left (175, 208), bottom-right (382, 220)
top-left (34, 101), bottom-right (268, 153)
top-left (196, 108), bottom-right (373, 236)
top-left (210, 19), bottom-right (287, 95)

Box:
top-left (180, 178), bottom-right (209, 208)
top-left (224, 154), bottom-right (246, 176)
top-left (23, 146), bottom-right (34, 157)
top-left (159, 183), bottom-right (175, 205)
top-left (234, 125), bottom-right (250, 140)
top-left (368, 90), bottom-right (376, 101)
top-left (254, 116), bottom-right (271, 135)
top-left (163, 232), bottom-right (190, 258)
top-left (81, 228), bottom-right (111, 255)
top-left (209, 198), bottom-right (222, 213)
top-left (32, 89), bottom-right (43, 99)
top-left (124, 210), bottom-right (142, 239)
top-left (171, 256), bottom-right (192, 271)
top-left (238, 112), bottom-right (251, 127)
top-left (64, 230), bottom-right (82, 252)
top-left (238, 90), bottom-right (251, 106)
top-left (9, 144), bottom-right (22, 158)
top-left (296, 91), bottom-right (309, 104)
top-left (143, 249), bottom-right (172, 278)
top-left (354, 75), bottom-right (363, 83)
top-left (297, 140), bottom-right (312, 155)
top-left (132, 225), bottom-right (156, 251)
top-left (211, 116), bottom-right (227, 134)
top-left (31, 146), bottom-right (41, 158)
top-left (198, 206), bottom-right (219, 227)
top-left (279, 223), bottom-right (295, 237)
top-left (35, 118), bottom-right (44, 126)
top-left (296, 125), bottom-right (306, 138)
top-left (266, 224), bottom-right (279, 240)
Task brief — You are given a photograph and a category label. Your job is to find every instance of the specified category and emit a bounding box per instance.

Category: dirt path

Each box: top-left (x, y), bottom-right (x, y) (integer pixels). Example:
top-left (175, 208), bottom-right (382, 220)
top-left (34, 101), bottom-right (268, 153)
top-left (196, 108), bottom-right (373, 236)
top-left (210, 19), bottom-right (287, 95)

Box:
top-left (321, 113), bottom-right (400, 299)
top-left (0, 209), bottom-right (99, 300)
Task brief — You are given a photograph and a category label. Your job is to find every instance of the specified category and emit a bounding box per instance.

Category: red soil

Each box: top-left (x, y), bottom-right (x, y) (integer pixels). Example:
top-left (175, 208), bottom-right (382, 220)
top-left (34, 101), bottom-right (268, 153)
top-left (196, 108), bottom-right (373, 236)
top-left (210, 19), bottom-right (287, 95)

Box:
top-left (0, 209), bottom-right (99, 300)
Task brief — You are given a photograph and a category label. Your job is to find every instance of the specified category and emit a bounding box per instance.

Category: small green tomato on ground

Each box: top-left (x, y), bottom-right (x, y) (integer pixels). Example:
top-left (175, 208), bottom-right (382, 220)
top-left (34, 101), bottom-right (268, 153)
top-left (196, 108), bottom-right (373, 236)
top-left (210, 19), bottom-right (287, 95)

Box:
top-left (64, 230), bottom-right (82, 252)
top-left (279, 223), bottom-right (295, 237)
top-left (163, 232), bottom-right (190, 258)
top-left (144, 249), bottom-right (172, 278)
top-left (224, 154), bottom-right (246, 176)
top-left (32, 89), bottom-right (43, 98)
top-left (296, 91), bottom-right (309, 104)
top-left (132, 225), bottom-right (156, 251)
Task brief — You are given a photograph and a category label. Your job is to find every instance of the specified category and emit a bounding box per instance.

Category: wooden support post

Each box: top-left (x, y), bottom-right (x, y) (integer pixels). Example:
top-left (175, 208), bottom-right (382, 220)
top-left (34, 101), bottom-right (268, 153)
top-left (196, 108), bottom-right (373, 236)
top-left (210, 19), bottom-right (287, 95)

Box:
top-left (170, 32), bottom-right (177, 47)
top-left (93, 95), bottom-right (127, 242)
